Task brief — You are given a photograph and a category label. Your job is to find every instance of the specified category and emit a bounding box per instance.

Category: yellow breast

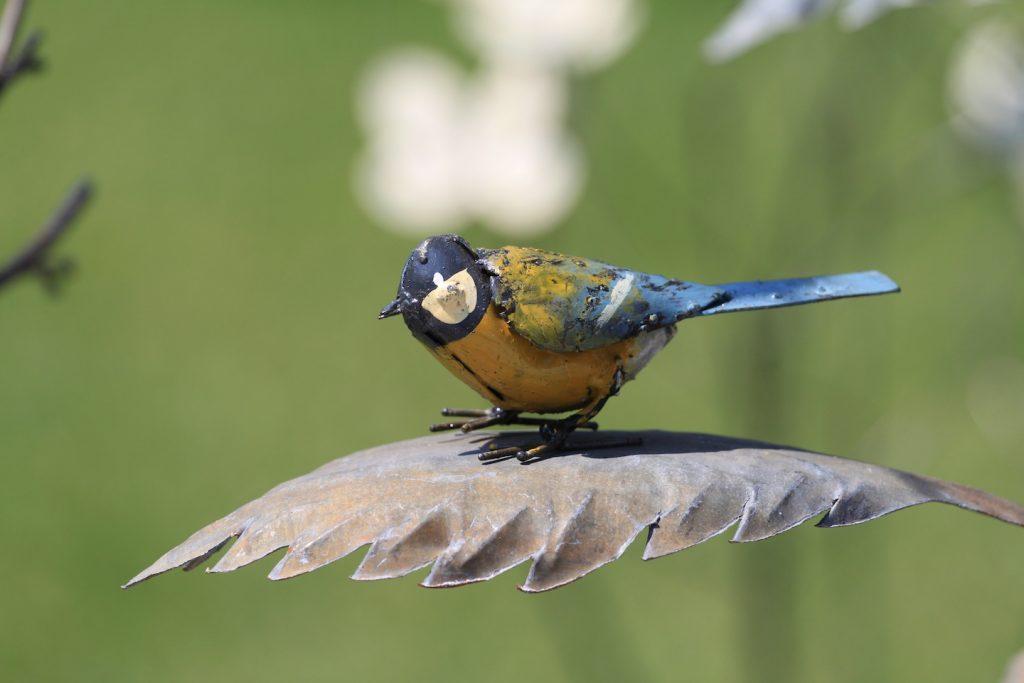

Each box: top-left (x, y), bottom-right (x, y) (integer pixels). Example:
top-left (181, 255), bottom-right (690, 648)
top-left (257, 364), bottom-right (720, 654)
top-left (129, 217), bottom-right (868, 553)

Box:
top-left (425, 305), bottom-right (644, 414)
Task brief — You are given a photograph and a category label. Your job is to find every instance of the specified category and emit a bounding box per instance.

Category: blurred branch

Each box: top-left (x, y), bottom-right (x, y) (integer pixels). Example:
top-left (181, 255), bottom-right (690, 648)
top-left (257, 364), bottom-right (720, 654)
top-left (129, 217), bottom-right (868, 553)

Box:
top-left (0, 0), bottom-right (42, 102)
top-left (0, 0), bottom-right (92, 296)
top-left (0, 180), bottom-right (93, 293)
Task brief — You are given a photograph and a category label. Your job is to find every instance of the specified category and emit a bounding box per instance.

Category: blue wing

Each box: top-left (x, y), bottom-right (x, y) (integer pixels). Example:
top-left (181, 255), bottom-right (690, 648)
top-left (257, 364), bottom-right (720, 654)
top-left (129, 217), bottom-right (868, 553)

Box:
top-left (485, 246), bottom-right (898, 353)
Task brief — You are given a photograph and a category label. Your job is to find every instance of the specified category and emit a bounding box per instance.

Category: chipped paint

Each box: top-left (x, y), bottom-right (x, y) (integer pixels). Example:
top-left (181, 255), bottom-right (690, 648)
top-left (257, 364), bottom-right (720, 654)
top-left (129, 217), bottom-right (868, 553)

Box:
top-left (595, 273), bottom-right (634, 328)
top-left (483, 245), bottom-right (726, 353)
top-left (422, 269), bottom-right (477, 325)
top-left (384, 235), bottom-right (899, 436)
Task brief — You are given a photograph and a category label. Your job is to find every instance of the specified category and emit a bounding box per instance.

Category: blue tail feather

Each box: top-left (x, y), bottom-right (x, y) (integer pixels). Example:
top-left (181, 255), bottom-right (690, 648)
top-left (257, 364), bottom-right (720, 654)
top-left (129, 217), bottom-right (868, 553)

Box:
top-left (701, 271), bottom-right (899, 317)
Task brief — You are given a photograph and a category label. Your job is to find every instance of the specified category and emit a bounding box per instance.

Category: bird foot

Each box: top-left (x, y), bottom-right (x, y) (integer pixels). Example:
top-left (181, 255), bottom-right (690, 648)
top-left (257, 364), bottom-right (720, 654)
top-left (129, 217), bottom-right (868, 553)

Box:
top-left (429, 407), bottom-right (597, 434)
top-left (478, 435), bottom-right (643, 463)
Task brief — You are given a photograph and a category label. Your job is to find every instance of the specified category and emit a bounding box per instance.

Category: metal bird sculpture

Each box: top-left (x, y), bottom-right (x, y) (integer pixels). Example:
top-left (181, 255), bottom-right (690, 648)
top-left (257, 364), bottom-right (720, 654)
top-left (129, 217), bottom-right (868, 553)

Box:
top-left (380, 234), bottom-right (899, 461)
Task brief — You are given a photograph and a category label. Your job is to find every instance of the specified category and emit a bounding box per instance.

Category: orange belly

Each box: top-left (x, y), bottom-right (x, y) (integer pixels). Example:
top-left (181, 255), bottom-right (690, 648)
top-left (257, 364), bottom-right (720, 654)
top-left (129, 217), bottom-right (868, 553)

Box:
top-left (426, 305), bottom-right (632, 414)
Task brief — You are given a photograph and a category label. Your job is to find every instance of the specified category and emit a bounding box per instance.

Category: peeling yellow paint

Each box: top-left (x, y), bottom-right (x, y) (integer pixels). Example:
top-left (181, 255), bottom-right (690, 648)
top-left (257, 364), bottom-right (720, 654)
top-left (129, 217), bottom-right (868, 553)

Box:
top-left (487, 246), bottom-right (622, 352)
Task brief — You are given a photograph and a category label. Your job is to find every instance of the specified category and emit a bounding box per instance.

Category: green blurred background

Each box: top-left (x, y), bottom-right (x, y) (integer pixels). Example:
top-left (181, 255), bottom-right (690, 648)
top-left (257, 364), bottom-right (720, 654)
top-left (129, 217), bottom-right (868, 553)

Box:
top-left (1, 1), bottom-right (1023, 681)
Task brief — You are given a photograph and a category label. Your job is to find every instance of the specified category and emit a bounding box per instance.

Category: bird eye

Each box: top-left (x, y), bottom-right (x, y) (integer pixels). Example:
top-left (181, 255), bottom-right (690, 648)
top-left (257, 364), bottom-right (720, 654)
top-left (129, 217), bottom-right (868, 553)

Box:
top-left (421, 269), bottom-right (477, 325)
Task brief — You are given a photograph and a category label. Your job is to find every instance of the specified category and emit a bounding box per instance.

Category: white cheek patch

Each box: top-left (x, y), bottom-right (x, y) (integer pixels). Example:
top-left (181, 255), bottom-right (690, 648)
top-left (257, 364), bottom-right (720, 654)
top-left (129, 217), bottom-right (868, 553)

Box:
top-left (422, 268), bottom-right (478, 325)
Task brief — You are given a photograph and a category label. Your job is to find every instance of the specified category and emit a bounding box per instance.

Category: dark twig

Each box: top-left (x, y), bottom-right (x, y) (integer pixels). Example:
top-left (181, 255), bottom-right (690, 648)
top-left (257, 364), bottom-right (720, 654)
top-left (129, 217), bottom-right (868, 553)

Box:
top-left (0, 0), bottom-right (42, 102)
top-left (0, 180), bottom-right (94, 293)
top-left (0, 29), bottom-right (41, 99)
top-left (0, 0), bottom-right (91, 295)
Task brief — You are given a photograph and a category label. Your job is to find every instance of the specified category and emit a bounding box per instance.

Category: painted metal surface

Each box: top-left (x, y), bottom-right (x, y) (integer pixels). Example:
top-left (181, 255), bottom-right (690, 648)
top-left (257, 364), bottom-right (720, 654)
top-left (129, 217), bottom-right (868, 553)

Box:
top-left (125, 430), bottom-right (1023, 593)
top-left (484, 245), bottom-right (898, 353)
top-left (705, 270), bottom-right (900, 316)
top-left (426, 303), bottom-right (630, 413)
top-left (485, 245), bottom-right (725, 353)
top-left (380, 236), bottom-right (899, 427)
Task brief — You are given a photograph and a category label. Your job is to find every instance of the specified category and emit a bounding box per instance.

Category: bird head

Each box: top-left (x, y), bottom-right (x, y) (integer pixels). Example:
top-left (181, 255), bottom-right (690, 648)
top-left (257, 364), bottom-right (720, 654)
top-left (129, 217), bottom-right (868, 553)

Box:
top-left (379, 234), bottom-right (492, 347)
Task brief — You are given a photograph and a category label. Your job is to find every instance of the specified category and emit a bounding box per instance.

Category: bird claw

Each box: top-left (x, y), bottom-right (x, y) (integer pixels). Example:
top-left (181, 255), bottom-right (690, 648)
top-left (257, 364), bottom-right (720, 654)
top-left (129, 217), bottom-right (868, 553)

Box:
top-left (477, 444), bottom-right (529, 462)
top-left (429, 407), bottom-right (597, 434)
top-left (478, 435), bottom-right (643, 463)
top-left (430, 407), bottom-right (514, 433)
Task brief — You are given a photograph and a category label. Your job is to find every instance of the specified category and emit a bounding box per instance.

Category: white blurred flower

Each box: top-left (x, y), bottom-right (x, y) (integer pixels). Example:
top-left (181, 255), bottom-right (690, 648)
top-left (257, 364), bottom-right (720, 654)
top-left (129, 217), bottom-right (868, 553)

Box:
top-left (705, 0), bottom-right (992, 62)
top-left (1004, 650), bottom-right (1024, 683)
top-left (461, 67), bottom-right (583, 235)
top-left (355, 50), bottom-right (582, 236)
top-left (449, 0), bottom-right (643, 73)
top-left (949, 21), bottom-right (1024, 223)
top-left (949, 21), bottom-right (1024, 158)
top-left (356, 50), bottom-right (466, 233)
top-left (966, 357), bottom-right (1024, 448)
top-left (357, 50), bottom-right (463, 140)
top-left (356, 0), bottom-right (642, 237)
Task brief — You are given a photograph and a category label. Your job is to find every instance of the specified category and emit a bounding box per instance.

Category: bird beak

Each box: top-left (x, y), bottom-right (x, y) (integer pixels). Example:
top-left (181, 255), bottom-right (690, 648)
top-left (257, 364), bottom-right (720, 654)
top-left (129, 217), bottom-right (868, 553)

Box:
top-left (378, 298), bottom-right (402, 320)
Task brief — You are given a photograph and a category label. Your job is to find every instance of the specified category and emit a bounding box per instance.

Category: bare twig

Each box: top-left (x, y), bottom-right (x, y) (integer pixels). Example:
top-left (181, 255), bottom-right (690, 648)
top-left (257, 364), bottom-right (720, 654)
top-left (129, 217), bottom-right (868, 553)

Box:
top-left (0, 0), bottom-right (90, 295)
top-left (0, 180), bottom-right (93, 293)
top-left (0, 0), bottom-right (42, 101)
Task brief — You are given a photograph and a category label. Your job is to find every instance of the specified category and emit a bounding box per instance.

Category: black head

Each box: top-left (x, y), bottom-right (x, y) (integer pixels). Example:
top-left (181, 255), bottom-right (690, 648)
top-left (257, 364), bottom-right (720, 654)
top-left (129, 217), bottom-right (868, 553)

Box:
top-left (379, 234), bottom-right (492, 347)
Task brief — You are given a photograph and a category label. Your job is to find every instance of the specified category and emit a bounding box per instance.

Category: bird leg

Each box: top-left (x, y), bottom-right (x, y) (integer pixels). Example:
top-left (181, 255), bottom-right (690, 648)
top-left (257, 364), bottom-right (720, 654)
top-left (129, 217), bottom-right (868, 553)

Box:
top-left (430, 407), bottom-right (597, 434)
top-left (478, 392), bottom-right (640, 463)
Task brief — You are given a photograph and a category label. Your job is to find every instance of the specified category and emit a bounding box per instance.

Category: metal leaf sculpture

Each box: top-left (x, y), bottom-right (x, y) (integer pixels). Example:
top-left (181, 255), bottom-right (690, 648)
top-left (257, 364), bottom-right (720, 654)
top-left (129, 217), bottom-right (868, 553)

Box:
top-left (124, 431), bottom-right (1024, 593)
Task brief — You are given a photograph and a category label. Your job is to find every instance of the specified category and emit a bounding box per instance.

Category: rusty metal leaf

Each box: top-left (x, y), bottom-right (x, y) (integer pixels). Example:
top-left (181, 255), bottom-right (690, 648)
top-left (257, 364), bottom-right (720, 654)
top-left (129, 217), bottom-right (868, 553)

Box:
top-left (124, 431), bottom-right (1024, 593)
